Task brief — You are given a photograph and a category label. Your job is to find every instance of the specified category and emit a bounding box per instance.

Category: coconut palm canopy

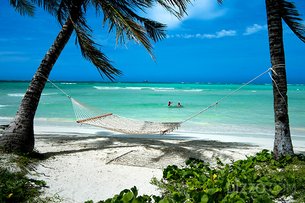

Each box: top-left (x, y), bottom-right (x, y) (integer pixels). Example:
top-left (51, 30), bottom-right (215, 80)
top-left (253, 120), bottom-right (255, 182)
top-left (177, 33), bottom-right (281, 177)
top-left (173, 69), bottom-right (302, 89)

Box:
top-left (8, 0), bottom-right (195, 80)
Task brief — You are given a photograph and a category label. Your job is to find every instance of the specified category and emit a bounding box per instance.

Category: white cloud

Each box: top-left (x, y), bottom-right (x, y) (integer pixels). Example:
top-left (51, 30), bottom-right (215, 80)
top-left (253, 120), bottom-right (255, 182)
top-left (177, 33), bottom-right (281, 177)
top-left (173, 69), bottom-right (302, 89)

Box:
top-left (186, 0), bottom-right (227, 20)
top-left (146, 0), bottom-right (227, 29)
top-left (243, 24), bottom-right (267, 35)
top-left (167, 29), bottom-right (237, 39)
top-left (214, 29), bottom-right (237, 38)
top-left (145, 4), bottom-right (182, 29)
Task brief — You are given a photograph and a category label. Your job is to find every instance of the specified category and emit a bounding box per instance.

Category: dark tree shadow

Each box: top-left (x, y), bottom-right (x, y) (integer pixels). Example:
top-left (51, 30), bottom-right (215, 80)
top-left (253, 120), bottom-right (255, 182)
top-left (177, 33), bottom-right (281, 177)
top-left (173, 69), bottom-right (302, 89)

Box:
top-left (33, 130), bottom-right (262, 168)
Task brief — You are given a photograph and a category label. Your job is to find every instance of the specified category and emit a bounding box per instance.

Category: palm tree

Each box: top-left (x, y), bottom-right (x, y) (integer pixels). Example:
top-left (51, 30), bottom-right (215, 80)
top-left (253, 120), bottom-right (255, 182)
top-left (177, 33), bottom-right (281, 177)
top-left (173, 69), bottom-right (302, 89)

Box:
top-left (265, 0), bottom-right (305, 160)
top-left (0, 0), bottom-right (191, 153)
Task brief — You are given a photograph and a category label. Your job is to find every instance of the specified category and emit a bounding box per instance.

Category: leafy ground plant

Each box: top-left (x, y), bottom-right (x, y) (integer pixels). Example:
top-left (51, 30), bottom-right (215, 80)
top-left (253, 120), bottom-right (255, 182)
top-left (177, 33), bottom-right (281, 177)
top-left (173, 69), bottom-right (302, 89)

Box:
top-left (0, 168), bottom-right (46, 202)
top-left (92, 186), bottom-right (163, 203)
top-left (0, 149), bottom-right (48, 203)
top-left (89, 150), bottom-right (305, 203)
top-left (151, 149), bottom-right (305, 203)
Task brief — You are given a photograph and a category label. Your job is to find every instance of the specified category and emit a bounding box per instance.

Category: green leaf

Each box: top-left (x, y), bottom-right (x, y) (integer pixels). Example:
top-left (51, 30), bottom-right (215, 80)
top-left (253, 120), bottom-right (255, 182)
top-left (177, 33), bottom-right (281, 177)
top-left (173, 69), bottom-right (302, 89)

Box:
top-left (200, 174), bottom-right (207, 182)
top-left (200, 195), bottom-right (209, 203)
top-left (166, 171), bottom-right (173, 179)
top-left (131, 186), bottom-right (138, 197)
top-left (253, 173), bottom-right (258, 180)
top-left (285, 154), bottom-right (292, 161)
top-left (257, 176), bottom-right (268, 182)
top-left (122, 191), bottom-right (134, 202)
top-left (159, 199), bottom-right (170, 203)
top-left (131, 199), bottom-right (139, 203)
top-left (206, 188), bottom-right (215, 195)
top-left (271, 185), bottom-right (282, 196)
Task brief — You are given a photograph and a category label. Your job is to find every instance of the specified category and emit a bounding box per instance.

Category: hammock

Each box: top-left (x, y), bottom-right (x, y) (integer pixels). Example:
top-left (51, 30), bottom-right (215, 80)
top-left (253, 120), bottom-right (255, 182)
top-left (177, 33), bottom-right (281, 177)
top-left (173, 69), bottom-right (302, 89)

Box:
top-left (47, 67), bottom-right (277, 135)
top-left (71, 98), bottom-right (181, 135)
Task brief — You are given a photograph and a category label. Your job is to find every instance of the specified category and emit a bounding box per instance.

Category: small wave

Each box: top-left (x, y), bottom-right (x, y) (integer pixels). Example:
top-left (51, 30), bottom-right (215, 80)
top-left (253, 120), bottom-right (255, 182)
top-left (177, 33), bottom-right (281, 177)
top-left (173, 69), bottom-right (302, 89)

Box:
top-left (154, 88), bottom-right (176, 92)
top-left (0, 116), bottom-right (13, 119)
top-left (42, 92), bottom-right (58, 96)
top-left (157, 88), bottom-right (175, 90)
top-left (8, 93), bottom-right (24, 97)
top-left (93, 86), bottom-right (121, 90)
top-left (8, 93), bottom-right (57, 97)
top-left (126, 87), bottom-right (143, 90)
top-left (0, 105), bottom-right (9, 108)
top-left (61, 82), bottom-right (77, 85)
top-left (154, 89), bottom-right (175, 92)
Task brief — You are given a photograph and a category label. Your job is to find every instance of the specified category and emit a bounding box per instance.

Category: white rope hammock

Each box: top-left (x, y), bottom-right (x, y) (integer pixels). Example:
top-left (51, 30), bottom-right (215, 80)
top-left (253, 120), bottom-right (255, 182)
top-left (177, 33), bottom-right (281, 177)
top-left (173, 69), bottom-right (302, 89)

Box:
top-left (71, 98), bottom-right (180, 135)
top-left (46, 66), bottom-right (281, 135)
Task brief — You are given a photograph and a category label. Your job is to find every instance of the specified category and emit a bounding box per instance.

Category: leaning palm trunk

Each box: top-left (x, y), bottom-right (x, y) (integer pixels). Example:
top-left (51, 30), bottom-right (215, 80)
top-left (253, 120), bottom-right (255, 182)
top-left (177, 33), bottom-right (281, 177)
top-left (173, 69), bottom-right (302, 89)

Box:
top-left (0, 18), bottom-right (75, 153)
top-left (265, 0), bottom-right (294, 159)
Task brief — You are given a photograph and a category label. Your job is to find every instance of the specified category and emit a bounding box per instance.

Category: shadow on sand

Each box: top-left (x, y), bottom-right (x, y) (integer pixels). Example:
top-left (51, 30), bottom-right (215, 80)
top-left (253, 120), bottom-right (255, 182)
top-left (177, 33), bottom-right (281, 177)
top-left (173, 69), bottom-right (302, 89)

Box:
top-left (34, 130), bottom-right (262, 168)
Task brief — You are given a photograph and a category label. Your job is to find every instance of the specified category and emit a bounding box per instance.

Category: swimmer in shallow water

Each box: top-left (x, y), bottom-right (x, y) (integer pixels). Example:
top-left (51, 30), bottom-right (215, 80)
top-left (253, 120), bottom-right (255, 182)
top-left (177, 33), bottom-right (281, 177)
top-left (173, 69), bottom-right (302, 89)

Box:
top-left (168, 101), bottom-right (173, 107)
top-left (177, 102), bottom-right (182, 107)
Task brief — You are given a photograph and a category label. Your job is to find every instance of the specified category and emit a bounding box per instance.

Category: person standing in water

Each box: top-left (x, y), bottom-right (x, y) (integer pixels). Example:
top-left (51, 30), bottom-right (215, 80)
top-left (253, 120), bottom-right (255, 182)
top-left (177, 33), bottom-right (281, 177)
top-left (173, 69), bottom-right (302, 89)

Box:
top-left (168, 101), bottom-right (173, 107)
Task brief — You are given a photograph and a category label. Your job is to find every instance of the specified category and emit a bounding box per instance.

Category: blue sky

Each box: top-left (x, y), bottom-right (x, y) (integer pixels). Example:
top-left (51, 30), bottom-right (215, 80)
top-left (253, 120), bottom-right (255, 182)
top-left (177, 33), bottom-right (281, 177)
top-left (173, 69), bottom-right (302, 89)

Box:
top-left (0, 0), bottom-right (304, 83)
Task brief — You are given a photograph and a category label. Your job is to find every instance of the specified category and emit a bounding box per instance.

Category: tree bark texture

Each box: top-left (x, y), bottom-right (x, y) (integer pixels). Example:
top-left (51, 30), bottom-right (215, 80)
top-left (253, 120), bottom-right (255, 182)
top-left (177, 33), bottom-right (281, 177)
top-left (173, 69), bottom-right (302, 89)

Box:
top-left (0, 18), bottom-right (75, 153)
top-left (265, 0), bottom-right (294, 159)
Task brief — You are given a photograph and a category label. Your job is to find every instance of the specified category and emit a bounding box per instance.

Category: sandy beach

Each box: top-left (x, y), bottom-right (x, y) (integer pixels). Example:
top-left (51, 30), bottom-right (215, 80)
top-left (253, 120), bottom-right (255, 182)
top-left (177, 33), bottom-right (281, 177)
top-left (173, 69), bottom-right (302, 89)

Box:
top-left (0, 120), bottom-right (304, 202)
top-left (8, 123), bottom-right (294, 203)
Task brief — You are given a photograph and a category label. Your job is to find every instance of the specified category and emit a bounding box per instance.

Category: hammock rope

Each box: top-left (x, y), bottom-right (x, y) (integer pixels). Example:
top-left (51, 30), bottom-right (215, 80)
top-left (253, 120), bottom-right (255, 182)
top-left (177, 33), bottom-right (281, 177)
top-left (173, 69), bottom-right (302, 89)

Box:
top-left (179, 67), bottom-right (273, 125)
top-left (46, 67), bottom-right (276, 135)
top-left (70, 97), bottom-right (181, 135)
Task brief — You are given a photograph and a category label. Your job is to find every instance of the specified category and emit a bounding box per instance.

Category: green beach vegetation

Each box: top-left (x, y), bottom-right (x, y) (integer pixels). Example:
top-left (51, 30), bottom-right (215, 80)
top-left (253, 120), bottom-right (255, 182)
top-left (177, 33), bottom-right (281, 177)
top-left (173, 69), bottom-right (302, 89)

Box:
top-left (0, 149), bottom-right (48, 202)
top-left (93, 150), bottom-right (305, 203)
top-left (1, 148), bottom-right (304, 202)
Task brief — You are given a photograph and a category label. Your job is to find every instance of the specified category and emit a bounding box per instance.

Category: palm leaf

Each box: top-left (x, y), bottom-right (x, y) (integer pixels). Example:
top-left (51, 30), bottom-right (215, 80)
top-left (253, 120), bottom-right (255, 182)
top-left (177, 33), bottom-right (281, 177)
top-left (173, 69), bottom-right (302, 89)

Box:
top-left (142, 18), bottom-right (167, 42)
top-left (156, 0), bottom-right (190, 19)
top-left (30, 0), bottom-right (59, 15)
top-left (280, 0), bottom-right (305, 42)
top-left (56, 0), bottom-right (69, 26)
top-left (96, 0), bottom-right (157, 59)
top-left (9, 0), bottom-right (35, 16)
top-left (72, 17), bottom-right (122, 80)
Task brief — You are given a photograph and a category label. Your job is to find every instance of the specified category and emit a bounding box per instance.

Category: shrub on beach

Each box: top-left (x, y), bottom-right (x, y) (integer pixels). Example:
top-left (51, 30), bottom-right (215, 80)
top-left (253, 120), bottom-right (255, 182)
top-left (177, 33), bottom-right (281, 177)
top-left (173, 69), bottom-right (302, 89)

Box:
top-left (95, 150), bottom-right (305, 203)
top-left (0, 150), bottom-right (47, 203)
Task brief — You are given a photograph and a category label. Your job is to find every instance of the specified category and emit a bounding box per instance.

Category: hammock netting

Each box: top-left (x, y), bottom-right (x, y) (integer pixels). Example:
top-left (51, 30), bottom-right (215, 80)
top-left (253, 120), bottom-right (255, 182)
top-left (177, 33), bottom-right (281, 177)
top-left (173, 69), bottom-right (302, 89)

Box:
top-left (71, 98), bottom-right (181, 135)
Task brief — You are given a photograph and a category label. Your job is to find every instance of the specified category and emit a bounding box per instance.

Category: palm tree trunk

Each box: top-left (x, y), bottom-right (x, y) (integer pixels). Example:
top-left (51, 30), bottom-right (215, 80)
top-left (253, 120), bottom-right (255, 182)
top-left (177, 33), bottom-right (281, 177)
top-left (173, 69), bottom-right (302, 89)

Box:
top-left (0, 18), bottom-right (75, 153)
top-left (265, 0), bottom-right (294, 159)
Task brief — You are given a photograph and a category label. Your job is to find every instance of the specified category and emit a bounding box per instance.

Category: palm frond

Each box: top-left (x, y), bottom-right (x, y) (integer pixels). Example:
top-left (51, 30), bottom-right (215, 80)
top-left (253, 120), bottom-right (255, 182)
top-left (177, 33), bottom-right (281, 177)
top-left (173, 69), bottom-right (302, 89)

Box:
top-left (155, 0), bottom-right (182, 19)
top-left (103, 0), bottom-right (167, 42)
top-left (56, 0), bottom-right (69, 26)
top-left (156, 0), bottom-right (192, 19)
top-left (281, 0), bottom-right (305, 42)
top-left (30, 0), bottom-right (59, 15)
top-left (217, 0), bottom-right (224, 5)
top-left (72, 17), bottom-right (122, 81)
top-left (9, 0), bottom-right (35, 17)
top-left (139, 18), bottom-right (167, 42)
top-left (95, 0), bottom-right (156, 60)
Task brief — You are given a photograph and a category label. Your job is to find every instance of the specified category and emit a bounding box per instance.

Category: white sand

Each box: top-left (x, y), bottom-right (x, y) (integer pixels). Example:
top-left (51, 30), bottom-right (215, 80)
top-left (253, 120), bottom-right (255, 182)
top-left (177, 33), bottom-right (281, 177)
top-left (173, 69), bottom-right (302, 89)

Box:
top-left (31, 125), bottom-right (280, 203)
top-left (2, 121), bottom-right (304, 202)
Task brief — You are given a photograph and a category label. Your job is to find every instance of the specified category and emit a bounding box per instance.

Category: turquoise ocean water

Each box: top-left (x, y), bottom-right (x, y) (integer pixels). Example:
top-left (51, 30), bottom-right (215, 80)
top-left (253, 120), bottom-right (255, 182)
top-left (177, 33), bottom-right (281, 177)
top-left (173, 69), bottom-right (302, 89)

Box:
top-left (0, 81), bottom-right (304, 144)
